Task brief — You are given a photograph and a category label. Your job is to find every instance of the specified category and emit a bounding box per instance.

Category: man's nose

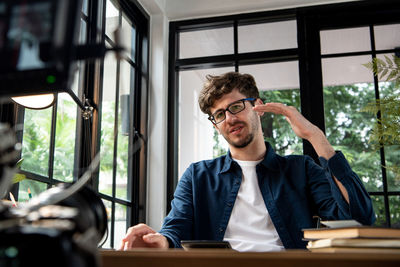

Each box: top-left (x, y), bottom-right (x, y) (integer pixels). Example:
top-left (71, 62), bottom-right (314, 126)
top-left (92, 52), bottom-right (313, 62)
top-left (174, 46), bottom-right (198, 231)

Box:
top-left (225, 110), bottom-right (238, 123)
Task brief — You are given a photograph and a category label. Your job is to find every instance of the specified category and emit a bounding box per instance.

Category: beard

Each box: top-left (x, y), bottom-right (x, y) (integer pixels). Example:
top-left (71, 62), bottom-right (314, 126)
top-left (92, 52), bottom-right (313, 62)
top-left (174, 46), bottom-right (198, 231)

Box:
top-left (220, 112), bottom-right (259, 149)
top-left (225, 130), bottom-right (255, 148)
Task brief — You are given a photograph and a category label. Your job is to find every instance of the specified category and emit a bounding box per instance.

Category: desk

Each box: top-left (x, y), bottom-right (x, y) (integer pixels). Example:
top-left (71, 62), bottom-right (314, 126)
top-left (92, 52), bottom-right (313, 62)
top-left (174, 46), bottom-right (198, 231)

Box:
top-left (100, 249), bottom-right (400, 267)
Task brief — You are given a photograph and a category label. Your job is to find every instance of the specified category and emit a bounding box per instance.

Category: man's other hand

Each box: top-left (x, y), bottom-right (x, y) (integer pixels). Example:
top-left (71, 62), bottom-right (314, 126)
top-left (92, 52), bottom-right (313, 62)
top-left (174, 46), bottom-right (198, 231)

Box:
top-left (118, 223), bottom-right (169, 250)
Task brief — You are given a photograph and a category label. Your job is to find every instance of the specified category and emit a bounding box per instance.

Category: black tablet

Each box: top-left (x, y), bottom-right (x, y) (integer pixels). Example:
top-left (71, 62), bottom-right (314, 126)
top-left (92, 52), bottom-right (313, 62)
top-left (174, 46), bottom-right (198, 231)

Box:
top-left (181, 240), bottom-right (232, 250)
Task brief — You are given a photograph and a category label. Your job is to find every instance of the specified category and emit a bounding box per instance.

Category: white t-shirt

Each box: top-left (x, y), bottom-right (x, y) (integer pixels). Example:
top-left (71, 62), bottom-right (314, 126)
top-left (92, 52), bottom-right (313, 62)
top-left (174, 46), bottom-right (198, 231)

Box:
top-left (223, 158), bottom-right (284, 252)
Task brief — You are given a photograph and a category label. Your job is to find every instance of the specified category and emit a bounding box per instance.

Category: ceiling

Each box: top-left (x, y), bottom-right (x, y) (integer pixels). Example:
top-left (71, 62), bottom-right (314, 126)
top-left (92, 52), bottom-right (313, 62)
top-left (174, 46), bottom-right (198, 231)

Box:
top-left (138, 0), bottom-right (361, 20)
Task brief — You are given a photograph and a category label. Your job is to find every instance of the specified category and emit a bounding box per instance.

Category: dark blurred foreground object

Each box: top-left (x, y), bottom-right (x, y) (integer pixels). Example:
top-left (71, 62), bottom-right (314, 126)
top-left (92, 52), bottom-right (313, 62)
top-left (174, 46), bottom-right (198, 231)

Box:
top-left (0, 0), bottom-right (83, 95)
top-left (0, 123), bottom-right (107, 267)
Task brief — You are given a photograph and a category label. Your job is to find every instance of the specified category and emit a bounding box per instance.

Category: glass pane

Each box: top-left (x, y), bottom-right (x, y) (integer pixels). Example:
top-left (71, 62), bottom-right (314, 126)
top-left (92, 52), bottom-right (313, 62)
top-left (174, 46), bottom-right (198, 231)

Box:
top-left (379, 79), bottom-right (400, 192)
top-left (371, 195), bottom-right (387, 227)
top-left (53, 93), bottom-right (77, 182)
top-left (323, 83), bottom-right (381, 191)
top-left (390, 196), bottom-right (400, 228)
top-left (239, 61), bottom-right (299, 91)
top-left (380, 80), bottom-right (400, 100)
top-left (320, 27), bottom-right (371, 55)
top-left (322, 56), bottom-right (382, 192)
top-left (101, 199), bottom-right (112, 248)
top-left (385, 146), bottom-right (400, 192)
top-left (114, 203), bottom-right (127, 248)
top-left (18, 179), bottom-right (47, 203)
top-left (82, 0), bottom-right (88, 15)
top-left (238, 20), bottom-right (297, 53)
top-left (121, 15), bottom-right (135, 61)
top-left (106, 0), bottom-right (119, 42)
top-left (70, 19), bottom-right (85, 97)
top-left (21, 108), bottom-right (52, 177)
top-left (70, 60), bottom-right (84, 97)
top-left (79, 19), bottom-right (87, 45)
top-left (374, 24), bottom-right (400, 51)
top-left (179, 26), bottom-right (234, 59)
top-left (178, 67), bottom-right (234, 179)
top-left (240, 62), bottom-right (301, 155)
top-left (322, 55), bottom-right (374, 86)
top-left (141, 36), bottom-right (148, 73)
top-left (116, 60), bottom-right (132, 201)
top-left (99, 52), bottom-right (117, 197)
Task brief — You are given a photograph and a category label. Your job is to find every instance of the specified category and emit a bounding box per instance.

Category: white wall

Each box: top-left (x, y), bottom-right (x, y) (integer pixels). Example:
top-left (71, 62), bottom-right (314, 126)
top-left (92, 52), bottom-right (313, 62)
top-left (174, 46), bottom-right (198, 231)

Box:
top-left (138, 1), bottom-right (169, 230)
top-left (178, 71), bottom-right (215, 178)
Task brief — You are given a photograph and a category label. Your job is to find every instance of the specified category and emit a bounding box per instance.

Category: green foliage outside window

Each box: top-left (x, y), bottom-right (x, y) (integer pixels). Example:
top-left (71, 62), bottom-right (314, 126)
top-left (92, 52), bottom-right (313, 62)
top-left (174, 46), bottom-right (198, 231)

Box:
top-left (21, 108), bottom-right (52, 177)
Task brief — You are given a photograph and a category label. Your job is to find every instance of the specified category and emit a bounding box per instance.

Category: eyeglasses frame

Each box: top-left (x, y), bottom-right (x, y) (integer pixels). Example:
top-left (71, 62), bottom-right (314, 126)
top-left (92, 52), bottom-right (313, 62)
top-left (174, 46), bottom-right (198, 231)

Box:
top-left (208, 97), bottom-right (256, 125)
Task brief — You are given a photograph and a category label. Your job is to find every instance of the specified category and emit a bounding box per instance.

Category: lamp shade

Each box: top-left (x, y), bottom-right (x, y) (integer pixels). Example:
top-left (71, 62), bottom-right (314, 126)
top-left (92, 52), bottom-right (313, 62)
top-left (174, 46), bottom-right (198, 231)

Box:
top-left (11, 93), bottom-right (56, 109)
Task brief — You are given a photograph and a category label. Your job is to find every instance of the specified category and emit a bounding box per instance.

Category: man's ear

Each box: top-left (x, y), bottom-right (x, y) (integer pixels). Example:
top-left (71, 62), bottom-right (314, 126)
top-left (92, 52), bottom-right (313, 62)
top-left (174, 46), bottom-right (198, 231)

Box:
top-left (255, 98), bottom-right (264, 116)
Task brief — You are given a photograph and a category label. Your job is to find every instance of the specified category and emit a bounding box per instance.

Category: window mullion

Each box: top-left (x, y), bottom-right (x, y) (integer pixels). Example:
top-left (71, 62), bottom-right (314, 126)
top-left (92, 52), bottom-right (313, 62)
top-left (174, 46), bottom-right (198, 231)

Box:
top-left (48, 96), bottom-right (58, 185)
top-left (234, 20), bottom-right (238, 72)
top-left (369, 24), bottom-right (391, 227)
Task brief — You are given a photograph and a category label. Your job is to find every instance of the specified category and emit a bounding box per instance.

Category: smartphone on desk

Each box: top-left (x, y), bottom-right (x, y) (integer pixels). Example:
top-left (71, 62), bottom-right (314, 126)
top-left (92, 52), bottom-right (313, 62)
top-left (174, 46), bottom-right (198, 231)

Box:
top-left (181, 240), bottom-right (232, 250)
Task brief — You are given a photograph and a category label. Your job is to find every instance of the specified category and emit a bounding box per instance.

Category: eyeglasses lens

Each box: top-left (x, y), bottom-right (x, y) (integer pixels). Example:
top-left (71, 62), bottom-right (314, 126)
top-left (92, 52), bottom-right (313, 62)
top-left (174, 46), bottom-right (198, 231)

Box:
top-left (213, 101), bottom-right (245, 124)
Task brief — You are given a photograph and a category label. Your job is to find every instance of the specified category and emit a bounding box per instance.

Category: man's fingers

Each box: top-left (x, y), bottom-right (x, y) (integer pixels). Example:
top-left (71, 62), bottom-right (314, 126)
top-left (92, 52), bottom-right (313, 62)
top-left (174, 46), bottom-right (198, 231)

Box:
top-left (143, 233), bottom-right (160, 243)
top-left (118, 236), bottom-right (135, 250)
top-left (123, 223), bottom-right (155, 241)
top-left (253, 102), bottom-right (288, 115)
top-left (142, 233), bottom-right (169, 248)
top-left (118, 240), bottom-right (125, 250)
top-left (124, 240), bottom-right (133, 250)
top-left (118, 223), bottom-right (158, 250)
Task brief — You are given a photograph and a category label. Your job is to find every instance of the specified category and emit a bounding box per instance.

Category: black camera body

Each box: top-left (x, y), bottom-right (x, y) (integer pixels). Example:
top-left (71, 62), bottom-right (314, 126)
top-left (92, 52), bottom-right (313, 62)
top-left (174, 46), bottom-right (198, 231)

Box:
top-left (0, 185), bottom-right (107, 267)
top-left (0, 225), bottom-right (98, 267)
top-left (0, 0), bottom-right (82, 95)
top-left (0, 123), bottom-right (107, 267)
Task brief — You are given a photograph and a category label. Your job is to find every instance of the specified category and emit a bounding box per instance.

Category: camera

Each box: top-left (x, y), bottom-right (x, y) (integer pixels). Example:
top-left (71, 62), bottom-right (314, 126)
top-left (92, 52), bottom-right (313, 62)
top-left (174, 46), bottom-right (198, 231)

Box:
top-left (0, 124), bottom-right (107, 267)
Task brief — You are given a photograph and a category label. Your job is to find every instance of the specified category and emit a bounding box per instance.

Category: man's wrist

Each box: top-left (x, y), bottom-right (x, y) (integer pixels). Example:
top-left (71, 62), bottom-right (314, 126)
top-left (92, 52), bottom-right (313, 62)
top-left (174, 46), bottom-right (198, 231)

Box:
top-left (308, 128), bottom-right (335, 160)
top-left (164, 235), bottom-right (174, 248)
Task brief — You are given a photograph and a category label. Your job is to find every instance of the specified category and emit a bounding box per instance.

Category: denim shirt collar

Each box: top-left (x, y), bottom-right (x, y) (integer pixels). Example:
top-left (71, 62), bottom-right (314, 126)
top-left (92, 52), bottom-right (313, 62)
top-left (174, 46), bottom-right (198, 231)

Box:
top-left (220, 142), bottom-right (280, 174)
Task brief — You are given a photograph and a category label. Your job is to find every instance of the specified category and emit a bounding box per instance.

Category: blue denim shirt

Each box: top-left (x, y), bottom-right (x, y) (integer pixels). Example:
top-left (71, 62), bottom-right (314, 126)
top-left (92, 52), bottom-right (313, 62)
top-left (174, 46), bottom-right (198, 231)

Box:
top-left (159, 142), bottom-right (375, 249)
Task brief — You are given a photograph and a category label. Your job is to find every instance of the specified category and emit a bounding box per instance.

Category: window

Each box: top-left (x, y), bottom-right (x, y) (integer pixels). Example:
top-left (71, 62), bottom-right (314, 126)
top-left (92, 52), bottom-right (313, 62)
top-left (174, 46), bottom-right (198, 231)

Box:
top-left (320, 24), bottom-right (400, 227)
top-left (168, 2), bottom-right (400, 226)
top-left (1, 0), bottom-right (149, 249)
top-left (99, 0), bottom-right (149, 248)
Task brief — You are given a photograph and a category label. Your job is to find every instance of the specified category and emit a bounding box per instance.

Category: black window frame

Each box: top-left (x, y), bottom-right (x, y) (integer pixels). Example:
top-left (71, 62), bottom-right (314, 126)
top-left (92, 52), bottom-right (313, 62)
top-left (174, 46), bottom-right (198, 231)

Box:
top-left (95, 0), bottom-right (150, 247)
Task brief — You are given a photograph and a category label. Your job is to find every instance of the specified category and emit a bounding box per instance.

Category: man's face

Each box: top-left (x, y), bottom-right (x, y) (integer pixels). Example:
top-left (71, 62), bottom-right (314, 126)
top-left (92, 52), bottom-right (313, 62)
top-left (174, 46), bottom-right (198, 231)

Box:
top-left (210, 90), bottom-right (260, 149)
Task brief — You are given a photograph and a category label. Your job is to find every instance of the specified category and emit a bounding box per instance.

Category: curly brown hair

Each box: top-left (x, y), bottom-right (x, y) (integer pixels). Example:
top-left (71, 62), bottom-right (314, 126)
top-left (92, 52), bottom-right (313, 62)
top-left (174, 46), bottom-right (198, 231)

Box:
top-left (198, 72), bottom-right (260, 115)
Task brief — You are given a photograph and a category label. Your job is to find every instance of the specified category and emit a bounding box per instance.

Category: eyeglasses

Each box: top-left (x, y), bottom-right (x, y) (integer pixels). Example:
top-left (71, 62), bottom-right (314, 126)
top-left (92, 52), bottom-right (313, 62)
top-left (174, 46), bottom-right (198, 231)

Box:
top-left (208, 98), bottom-right (256, 124)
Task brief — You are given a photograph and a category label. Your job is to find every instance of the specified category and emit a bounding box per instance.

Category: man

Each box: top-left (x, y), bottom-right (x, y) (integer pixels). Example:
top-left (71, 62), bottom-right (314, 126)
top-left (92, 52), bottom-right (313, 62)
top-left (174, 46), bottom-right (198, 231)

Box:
top-left (119, 72), bottom-right (375, 251)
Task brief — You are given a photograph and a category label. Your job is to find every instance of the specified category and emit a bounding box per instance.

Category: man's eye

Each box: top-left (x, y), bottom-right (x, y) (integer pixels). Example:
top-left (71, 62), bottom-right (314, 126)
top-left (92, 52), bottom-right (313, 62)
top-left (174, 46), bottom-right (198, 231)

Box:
top-left (230, 103), bottom-right (243, 112)
top-left (214, 112), bottom-right (224, 120)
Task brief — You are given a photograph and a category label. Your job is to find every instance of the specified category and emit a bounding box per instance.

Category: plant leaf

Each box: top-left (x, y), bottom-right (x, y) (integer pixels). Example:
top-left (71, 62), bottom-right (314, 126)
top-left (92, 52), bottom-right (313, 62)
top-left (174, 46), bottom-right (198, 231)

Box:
top-left (12, 173), bottom-right (26, 184)
top-left (385, 55), bottom-right (393, 67)
top-left (16, 158), bottom-right (24, 168)
top-left (380, 68), bottom-right (389, 79)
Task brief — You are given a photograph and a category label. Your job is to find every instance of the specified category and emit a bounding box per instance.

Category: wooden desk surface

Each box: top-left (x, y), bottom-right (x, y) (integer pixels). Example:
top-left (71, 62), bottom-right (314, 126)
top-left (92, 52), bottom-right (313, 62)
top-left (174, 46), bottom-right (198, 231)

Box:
top-left (100, 249), bottom-right (400, 267)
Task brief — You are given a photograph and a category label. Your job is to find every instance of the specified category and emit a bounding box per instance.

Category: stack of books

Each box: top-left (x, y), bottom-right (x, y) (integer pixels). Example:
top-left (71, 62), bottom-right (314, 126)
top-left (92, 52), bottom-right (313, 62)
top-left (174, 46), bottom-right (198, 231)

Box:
top-left (303, 220), bottom-right (400, 253)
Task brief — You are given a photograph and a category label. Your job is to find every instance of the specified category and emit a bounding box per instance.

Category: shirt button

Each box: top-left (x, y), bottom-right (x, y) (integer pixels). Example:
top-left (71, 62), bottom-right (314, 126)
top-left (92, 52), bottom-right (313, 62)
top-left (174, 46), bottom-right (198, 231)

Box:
top-left (227, 203), bottom-right (232, 207)
top-left (219, 228), bottom-right (224, 232)
top-left (235, 180), bottom-right (240, 185)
